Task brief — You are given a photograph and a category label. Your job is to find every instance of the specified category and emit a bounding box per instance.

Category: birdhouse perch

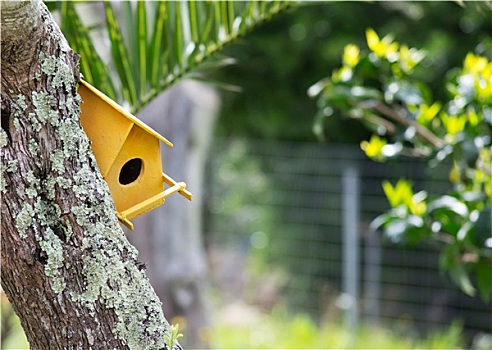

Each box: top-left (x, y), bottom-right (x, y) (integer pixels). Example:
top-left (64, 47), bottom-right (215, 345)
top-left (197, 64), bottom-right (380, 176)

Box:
top-left (78, 79), bottom-right (192, 230)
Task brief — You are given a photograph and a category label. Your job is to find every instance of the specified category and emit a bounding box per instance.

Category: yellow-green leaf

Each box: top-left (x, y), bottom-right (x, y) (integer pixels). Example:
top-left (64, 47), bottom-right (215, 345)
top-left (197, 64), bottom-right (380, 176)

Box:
top-left (361, 134), bottom-right (387, 161)
top-left (365, 28), bottom-right (380, 54)
top-left (441, 113), bottom-right (467, 136)
top-left (343, 44), bottom-right (360, 68)
top-left (416, 102), bottom-right (441, 125)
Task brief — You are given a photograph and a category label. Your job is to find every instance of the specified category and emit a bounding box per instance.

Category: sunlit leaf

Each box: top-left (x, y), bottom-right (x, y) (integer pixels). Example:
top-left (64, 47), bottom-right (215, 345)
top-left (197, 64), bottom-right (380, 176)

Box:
top-left (440, 112), bottom-right (467, 136)
top-left (382, 215), bottom-right (423, 244)
top-left (361, 134), bottom-right (387, 161)
top-left (382, 180), bottom-right (399, 208)
top-left (369, 212), bottom-right (396, 231)
top-left (366, 27), bottom-right (398, 60)
top-left (416, 102), bottom-right (442, 125)
top-left (409, 191), bottom-right (427, 216)
top-left (456, 222), bottom-right (473, 241)
top-left (428, 196), bottom-right (469, 218)
top-left (399, 44), bottom-right (426, 74)
top-left (350, 86), bottom-right (381, 99)
top-left (381, 142), bottom-right (402, 158)
top-left (332, 66), bottom-right (353, 83)
top-left (463, 52), bottom-right (488, 75)
top-left (383, 219), bottom-right (408, 243)
top-left (449, 162), bottom-right (461, 184)
top-left (385, 80), bottom-right (423, 105)
top-left (365, 28), bottom-right (380, 55)
top-left (343, 44), bottom-right (360, 68)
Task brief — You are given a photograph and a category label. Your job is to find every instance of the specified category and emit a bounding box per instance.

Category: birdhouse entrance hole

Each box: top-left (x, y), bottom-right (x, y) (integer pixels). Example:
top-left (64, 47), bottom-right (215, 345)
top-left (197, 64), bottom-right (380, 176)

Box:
top-left (78, 79), bottom-right (193, 230)
top-left (119, 158), bottom-right (143, 185)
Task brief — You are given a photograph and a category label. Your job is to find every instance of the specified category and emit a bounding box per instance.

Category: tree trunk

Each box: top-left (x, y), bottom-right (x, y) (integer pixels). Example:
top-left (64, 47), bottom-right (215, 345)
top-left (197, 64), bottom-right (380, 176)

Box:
top-left (1, 1), bottom-right (178, 349)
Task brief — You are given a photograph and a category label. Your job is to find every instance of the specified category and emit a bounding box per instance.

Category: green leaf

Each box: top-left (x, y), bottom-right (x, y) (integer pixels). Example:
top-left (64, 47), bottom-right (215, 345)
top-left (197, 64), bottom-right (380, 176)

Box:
top-left (149, 1), bottom-right (168, 89)
top-left (381, 215), bottom-right (423, 244)
top-left (189, 75), bottom-right (242, 93)
top-left (361, 135), bottom-right (387, 161)
top-left (416, 102), bottom-right (442, 125)
top-left (398, 44), bottom-right (426, 73)
top-left (343, 44), bottom-right (360, 68)
top-left (453, 264), bottom-right (476, 297)
top-left (307, 78), bottom-right (330, 98)
top-left (188, 1), bottom-right (200, 44)
top-left (198, 3), bottom-right (215, 47)
top-left (440, 245), bottom-right (476, 297)
top-left (440, 112), bottom-right (467, 136)
top-left (385, 80), bottom-right (423, 105)
top-left (369, 212), bottom-right (398, 231)
top-left (221, 1), bottom-right (230, 36)
top-left (60, 2), bottom-right (117, 100)
top-left (427, 196), bottom-right (469, 218)
top-left (383, 218), bottom-right (408, 243)
top-left (173, 1), bottom-right (184, 70)
top-left (59, 0), bottom-right (292, 113)
top-left (104, 1), bottom-right (138, 106)
top-left (136, 1), bottom-right (148, 99)
top-left (365, 28), bottom-right (380, 54)
top-left (365, 27), bottom-right (398, 59)
top-left (45, 1), bottom-right (61, 13)
top-left (213, 1), bottom-right (222, 46)
top-left (456, 221), bottom-right (473, 242)
top-left (142, 1), bottom-right (292, 112)
top-left (350, 86), bottom-right (382, 100)
top-left (476, 262), bottom-right (492, 301)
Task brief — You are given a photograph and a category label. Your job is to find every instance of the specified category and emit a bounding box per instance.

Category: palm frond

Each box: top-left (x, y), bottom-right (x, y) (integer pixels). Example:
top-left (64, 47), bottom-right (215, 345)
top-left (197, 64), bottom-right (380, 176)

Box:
top-left (59, 1), bottom-right (118, 101)
top-left (104, 1), bottom-right (138, 106)
top-left (55, 0), bottom-right (293, 113)
top-left (136, 1), bottom-right (148, 98)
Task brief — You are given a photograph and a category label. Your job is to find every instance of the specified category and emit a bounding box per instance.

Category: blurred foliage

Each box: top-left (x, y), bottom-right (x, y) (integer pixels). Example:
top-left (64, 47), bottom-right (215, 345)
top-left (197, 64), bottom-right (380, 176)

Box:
top-left (210, 306), bottom-right (464, 349)
top-left (1, 294), bottom-right (28, 350)
top-left (214, 1), bottom-right (491, 142)
top-left (310, 24), bottom-right (492, 299)
top-left (48, 0), bottom-right (291, 113)
top-left (209, 0), bottom-right (492, 305)
top-left (1, 296), bottom-right (464, 350)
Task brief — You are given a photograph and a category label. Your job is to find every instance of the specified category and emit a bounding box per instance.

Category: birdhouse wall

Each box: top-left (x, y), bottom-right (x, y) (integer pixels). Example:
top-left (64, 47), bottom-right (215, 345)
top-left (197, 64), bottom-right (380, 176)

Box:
top-left (105, 125), bottom-right (165, 216)
top-left (79, 83), bottom-right (134, 177)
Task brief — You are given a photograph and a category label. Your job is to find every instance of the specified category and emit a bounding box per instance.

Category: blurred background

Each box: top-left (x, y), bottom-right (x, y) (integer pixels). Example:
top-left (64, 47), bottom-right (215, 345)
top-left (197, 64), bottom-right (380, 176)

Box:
top-left (2, 1), bottom-right (491, 349)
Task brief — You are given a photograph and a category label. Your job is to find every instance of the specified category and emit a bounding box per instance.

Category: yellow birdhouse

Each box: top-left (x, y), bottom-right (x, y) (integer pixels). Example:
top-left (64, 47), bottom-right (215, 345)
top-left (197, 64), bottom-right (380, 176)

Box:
top-left (78, 79), bottom-right (192, 230)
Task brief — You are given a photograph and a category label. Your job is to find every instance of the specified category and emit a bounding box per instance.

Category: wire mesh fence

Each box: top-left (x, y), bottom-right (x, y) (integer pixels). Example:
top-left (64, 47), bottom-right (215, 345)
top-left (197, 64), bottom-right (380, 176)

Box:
top-left (205, 138), bottom-right (492, 341)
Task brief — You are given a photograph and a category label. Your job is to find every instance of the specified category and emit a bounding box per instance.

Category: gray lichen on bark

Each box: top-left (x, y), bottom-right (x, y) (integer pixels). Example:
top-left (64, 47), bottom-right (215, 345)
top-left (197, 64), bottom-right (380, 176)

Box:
top-left (1, 0), bottom-right (178, 348)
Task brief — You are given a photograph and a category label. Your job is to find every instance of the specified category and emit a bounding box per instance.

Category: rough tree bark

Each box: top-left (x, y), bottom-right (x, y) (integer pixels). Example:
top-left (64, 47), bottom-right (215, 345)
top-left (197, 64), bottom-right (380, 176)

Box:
top-left (1, 1), bottom-right (179, 349)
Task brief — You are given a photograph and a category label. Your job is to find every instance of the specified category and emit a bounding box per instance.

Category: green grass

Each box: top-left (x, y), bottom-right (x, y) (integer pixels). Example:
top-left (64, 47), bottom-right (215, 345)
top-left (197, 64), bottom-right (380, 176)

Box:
top-left (1, 304), bottom-right (464, 350)
top-left (209, 308), bottom-right (464, 349)
top-left (1, 311), bottom-right (29, 350)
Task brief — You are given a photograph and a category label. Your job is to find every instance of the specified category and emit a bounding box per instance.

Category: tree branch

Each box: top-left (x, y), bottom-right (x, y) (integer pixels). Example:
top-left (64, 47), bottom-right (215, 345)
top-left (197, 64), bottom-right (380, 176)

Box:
top-left (360, 100), bottom-right (445, 148)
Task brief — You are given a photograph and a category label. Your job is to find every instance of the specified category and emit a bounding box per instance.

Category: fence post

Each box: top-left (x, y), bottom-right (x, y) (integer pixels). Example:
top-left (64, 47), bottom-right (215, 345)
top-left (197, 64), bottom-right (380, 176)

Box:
top-left (364, 228), bottom-right (381, 323)
top-left (342, 166), bottom-right (360, 342)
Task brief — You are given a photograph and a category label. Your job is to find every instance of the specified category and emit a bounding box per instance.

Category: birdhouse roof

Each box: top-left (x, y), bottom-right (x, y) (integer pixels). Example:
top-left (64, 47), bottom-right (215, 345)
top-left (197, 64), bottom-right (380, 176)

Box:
top-left (79, 80), bottom-right (173, 148)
